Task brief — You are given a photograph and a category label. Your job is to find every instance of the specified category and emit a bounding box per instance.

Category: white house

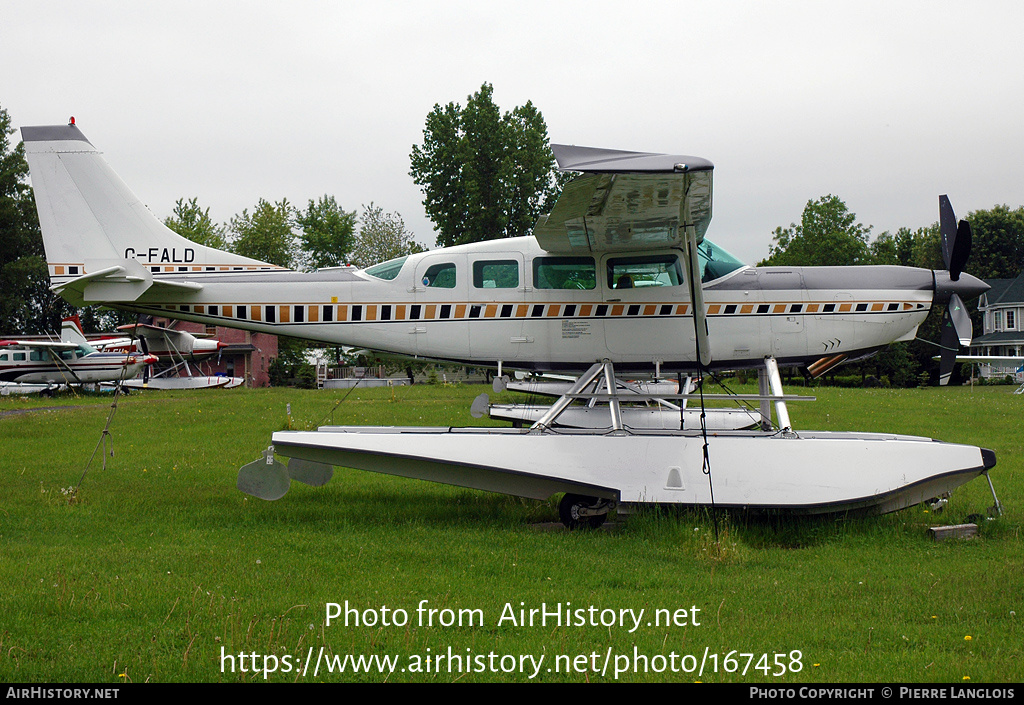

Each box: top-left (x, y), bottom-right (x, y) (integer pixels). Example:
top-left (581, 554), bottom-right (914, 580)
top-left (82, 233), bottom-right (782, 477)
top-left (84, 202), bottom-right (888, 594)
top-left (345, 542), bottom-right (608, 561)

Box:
top-left (969, 272), bottom-right (1024, 380)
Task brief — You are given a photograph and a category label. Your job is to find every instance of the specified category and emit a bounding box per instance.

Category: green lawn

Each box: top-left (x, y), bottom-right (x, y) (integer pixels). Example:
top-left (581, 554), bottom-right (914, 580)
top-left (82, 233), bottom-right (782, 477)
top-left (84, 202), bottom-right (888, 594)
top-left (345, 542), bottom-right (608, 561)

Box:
top-left (1, 382), bottom-right (1020, 683)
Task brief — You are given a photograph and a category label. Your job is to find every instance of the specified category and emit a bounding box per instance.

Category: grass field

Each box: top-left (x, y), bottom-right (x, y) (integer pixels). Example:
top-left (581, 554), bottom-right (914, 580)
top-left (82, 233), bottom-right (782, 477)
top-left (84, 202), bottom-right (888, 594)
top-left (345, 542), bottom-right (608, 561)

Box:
top-left (1, 381), bottom-right (1021, 683)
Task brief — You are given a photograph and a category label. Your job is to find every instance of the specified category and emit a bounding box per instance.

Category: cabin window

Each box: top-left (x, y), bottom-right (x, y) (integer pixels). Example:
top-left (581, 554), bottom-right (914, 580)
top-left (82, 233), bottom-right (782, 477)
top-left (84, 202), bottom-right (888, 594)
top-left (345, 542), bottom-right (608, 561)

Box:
top-left (473, 260), bottom-right (519, 288)
top-left (533, 257), bottom-right (596, 290)
top-left (59, 350), bottom-right (75, 361)
top-left (0, 354), bottom-right (6, 361)
top-left (13, 353), bottom-right (25, 361)
top-left (30, 351), bottom-right (44, 361)
top-left (606, 255), bottom-right (683, 289)
top-left (423, 262), bottom-right (457, 288)
top-left (364, 256), bottom-right (407, 281)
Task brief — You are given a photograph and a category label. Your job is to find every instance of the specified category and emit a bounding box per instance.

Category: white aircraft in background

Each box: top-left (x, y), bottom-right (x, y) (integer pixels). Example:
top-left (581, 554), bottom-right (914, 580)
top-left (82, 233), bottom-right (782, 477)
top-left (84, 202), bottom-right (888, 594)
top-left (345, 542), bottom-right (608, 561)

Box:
top-left (22, 120), bottom-right (999, 526)
top-left (89, 321), bottom-right (243, 389)
top-left (0, 316), bottom-right (156, 393)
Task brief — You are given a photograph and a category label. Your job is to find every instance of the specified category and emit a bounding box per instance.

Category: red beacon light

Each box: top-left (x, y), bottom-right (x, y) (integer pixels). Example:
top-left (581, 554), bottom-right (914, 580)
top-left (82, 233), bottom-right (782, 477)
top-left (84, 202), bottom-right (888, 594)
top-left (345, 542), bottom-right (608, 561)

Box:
top-left (68, 116), bottom-right (75, 126)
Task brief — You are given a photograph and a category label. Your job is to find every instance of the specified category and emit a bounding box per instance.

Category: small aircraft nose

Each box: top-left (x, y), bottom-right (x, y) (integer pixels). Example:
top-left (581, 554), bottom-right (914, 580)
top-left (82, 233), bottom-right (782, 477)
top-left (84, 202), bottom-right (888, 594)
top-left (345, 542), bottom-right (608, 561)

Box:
top-left (933, 271), bottom-right (989, 304)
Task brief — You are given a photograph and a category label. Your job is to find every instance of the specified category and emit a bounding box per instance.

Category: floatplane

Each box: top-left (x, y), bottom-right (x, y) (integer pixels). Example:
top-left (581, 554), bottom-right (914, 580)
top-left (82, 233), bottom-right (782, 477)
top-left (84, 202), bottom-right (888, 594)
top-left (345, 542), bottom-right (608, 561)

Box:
top-left (89, 321), bottom-right (243, 389)
top-left (22, 121), bottom-right (1000, 526)
top-left (0, 316), bottom-right (156, 394)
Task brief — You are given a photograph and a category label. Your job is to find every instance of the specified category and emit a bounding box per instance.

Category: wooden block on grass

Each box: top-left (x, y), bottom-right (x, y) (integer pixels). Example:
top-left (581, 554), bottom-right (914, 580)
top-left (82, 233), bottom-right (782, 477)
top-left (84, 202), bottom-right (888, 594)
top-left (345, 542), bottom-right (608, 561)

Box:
top-left (929, 524), bottom-right (978, 541)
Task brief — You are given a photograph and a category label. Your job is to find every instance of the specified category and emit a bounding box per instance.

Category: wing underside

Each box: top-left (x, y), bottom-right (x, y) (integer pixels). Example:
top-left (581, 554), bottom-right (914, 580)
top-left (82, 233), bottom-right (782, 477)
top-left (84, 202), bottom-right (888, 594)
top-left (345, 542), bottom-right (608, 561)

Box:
top-left (533, 145), bottom-right (713, 255)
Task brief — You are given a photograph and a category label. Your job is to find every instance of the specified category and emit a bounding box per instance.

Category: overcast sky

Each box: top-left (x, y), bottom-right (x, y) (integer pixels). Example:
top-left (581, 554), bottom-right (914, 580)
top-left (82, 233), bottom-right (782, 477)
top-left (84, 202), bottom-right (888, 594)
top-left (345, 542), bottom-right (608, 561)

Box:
top-left (4, 1), bottom-right (1023, 264)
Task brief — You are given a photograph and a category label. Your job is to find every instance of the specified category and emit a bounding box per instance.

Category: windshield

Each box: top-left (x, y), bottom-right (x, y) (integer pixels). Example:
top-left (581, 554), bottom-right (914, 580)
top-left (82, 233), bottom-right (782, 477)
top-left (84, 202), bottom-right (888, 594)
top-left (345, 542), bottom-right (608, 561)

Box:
top-left (363, 256), bottom-right (408, 281)
top-left (697, 239), bottom-right (746, 282)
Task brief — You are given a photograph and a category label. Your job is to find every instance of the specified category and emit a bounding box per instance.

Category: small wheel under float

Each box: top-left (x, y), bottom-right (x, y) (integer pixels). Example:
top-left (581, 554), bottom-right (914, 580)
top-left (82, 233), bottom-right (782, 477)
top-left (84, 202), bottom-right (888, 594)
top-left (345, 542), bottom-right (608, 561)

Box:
top-left (558, 493), bottom-right (612, 530)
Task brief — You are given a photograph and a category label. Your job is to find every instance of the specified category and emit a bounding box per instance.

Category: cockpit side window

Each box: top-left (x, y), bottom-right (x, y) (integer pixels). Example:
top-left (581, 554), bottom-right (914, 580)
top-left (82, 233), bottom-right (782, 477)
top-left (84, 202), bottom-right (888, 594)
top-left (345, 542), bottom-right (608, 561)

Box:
top-left (606, 255), bottom-right (684, 289)
top-left (697, 239), bottom-right (746, 282)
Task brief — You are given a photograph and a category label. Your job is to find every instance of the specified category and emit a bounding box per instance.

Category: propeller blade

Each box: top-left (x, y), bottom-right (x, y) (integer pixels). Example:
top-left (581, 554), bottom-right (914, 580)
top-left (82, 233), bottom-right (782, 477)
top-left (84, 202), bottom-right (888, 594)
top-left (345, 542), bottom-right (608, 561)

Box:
top-left (938, 306), bottom-right (959, 387)
top-left (939, 195), bottom-right (972, 281)
top-left (949, 219), bottom-right (972, 281)
top-left (948, 292), bottom-right (973, 347)
top-left (939, 194), bottom-right (957, 270)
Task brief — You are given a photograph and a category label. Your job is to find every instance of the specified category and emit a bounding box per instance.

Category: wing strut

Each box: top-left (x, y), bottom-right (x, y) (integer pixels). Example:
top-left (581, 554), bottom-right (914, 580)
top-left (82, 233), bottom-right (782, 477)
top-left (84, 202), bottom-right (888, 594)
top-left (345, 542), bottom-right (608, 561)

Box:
top-left (680, 216), bottom-right (718, 539)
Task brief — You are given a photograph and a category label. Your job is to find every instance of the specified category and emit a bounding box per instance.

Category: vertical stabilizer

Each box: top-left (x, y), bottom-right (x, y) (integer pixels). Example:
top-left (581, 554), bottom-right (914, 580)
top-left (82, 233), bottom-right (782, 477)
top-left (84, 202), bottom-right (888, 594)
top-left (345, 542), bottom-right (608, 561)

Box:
top-left (60, 316), bottom-right (88, 345)
top-left (21, 123), bottom-right (280, 292)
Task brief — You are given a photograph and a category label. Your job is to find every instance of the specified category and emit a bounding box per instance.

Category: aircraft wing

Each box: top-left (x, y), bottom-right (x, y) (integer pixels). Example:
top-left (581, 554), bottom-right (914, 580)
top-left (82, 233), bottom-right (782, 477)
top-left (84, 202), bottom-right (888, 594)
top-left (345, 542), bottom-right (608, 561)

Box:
top-left (0, 340), bottom-right (77, 349)
top-left (115, 322), bottom-right (216, 356)
top-left (951, 356), bottom-right (1024, 365)
top-left (533, 145), bottom-right (713, 254)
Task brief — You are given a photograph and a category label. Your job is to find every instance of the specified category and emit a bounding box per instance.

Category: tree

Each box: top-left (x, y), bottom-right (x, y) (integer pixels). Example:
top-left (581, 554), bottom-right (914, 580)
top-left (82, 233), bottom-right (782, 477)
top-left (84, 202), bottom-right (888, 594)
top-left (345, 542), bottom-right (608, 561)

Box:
top-left (964, 204), bottom-right (1024, 281)
top-left (227, 198), bottom-right (297, 268)
top-left (295, 195), bottom-right (357, 270)
top-left (350, 203), bottom-right (424, 268)
top-left (760, 195), bottom-right (872, 267)
top-left (409, 82), bottom-right (563, 247)
top-left (0, 104), bottom-right (71, 334)
top-left (164, 197), bottom-right (227, 249)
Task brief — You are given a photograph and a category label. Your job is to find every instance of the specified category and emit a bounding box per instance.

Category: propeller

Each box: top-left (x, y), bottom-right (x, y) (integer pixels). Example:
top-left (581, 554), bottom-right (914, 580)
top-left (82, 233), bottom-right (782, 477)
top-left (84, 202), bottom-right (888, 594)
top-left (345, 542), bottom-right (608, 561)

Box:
top-left (938, 195), bottom-right (976, 385)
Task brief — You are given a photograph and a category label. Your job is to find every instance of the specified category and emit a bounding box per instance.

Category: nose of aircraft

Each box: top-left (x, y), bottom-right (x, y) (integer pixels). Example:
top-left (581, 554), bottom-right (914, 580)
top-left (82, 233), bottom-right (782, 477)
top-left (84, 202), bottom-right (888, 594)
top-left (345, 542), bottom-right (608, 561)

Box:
top-left (933, 271), bottom-right (989, 304)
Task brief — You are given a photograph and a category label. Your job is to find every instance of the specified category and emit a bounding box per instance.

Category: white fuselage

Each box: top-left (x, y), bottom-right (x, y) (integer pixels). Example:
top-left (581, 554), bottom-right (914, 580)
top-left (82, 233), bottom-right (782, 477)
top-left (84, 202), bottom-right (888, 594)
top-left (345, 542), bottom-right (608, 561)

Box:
top-left (0, 344), bottom-right (151, 384)
top-left (67, 237), bottom-right (934, 374)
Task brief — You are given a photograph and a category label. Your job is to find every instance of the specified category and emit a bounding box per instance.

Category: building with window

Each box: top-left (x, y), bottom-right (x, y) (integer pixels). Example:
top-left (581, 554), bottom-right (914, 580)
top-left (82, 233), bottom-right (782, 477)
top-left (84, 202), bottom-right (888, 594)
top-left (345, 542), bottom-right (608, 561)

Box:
top-left (969, 271), bottom-right (1024, 380)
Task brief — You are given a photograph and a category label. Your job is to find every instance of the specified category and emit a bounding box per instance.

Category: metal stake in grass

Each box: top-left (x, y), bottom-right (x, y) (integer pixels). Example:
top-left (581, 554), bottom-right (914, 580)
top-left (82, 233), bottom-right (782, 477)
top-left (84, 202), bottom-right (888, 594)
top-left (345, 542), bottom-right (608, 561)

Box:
top-left (71, 327), bottom-right (141, 501)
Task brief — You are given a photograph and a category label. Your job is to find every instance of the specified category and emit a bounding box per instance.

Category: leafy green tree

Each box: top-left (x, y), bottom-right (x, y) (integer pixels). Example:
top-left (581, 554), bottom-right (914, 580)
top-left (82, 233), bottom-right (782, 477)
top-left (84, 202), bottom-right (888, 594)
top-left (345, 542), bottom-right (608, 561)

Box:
top-left (410, 82), bottom-right (563, 247)
top-left (350, 203), bottom-right (424, 267)
top-left (964, 204), bottom-right (1024, 281)
top-left (0, 104), bottom-right (72, 334)
top-left (228, 198), bottom-right (297, 268)
top-left (760, 195), bottom-right (872, 267)
top-left (295, 195), bottom-right (357, 270)
top-left (164, 197), bottom-right (227, 249)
